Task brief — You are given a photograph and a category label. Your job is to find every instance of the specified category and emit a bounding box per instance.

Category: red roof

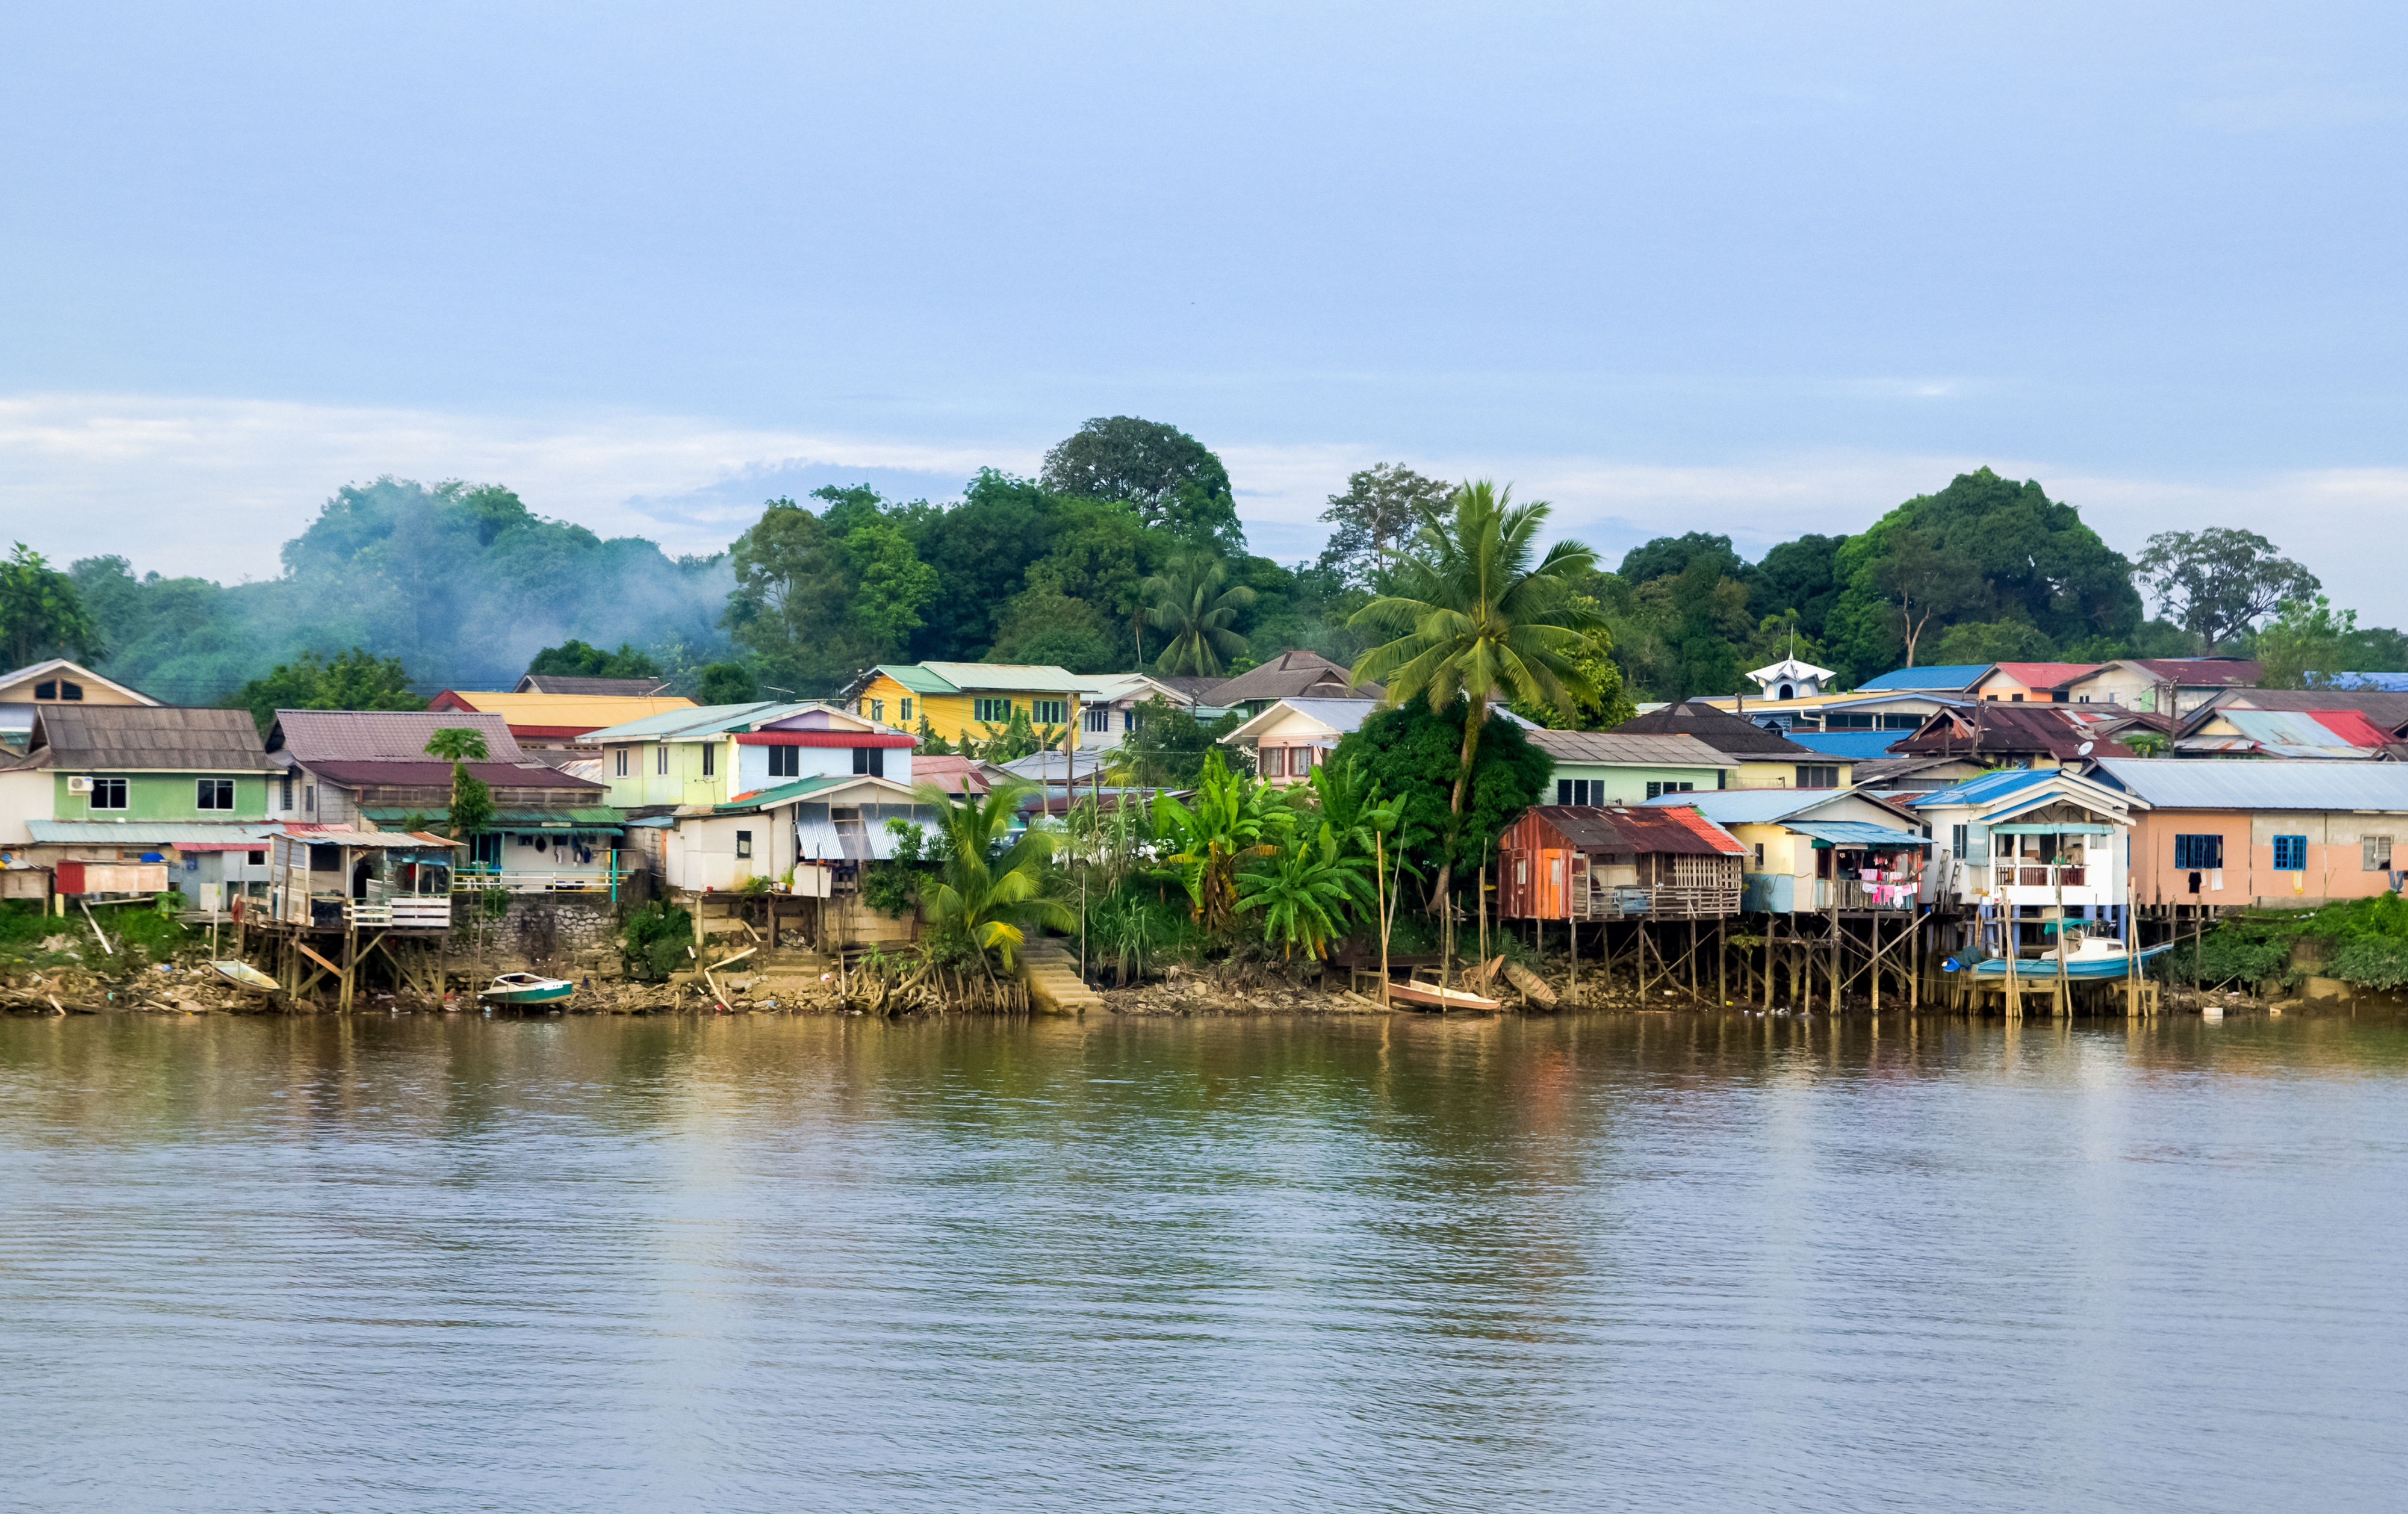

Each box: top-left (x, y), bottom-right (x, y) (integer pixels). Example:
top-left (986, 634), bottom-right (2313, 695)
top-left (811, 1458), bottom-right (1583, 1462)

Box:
top-left (2308, 709), bottom-right (2395, 747)
top-left (1651, 803), bottom-right (1747, 855)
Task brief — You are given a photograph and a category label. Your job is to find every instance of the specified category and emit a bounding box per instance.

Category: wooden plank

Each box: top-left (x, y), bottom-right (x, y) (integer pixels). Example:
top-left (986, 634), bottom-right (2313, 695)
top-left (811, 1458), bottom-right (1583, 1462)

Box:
top-left (294, 940), bottom-right (343, 978)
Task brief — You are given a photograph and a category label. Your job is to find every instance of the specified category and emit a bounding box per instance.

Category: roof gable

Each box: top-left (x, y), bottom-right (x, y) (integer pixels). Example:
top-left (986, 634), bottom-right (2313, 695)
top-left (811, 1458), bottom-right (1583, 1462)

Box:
top-left (0, 658), bottom-right (161, 707)
top-left (1202, 651), bottom-right (1382, 705)
top-left (20, 706), bottom-right (276, 771)
top-left (1610, 700), bottom-right (1819, 756)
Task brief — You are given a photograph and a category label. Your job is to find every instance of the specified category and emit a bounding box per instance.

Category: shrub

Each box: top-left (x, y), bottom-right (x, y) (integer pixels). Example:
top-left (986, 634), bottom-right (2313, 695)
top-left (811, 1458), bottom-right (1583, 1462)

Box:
top-left (2326, 936), bottom-right (2408, 992)
top-left (619, 901), bottom-right (694, 980)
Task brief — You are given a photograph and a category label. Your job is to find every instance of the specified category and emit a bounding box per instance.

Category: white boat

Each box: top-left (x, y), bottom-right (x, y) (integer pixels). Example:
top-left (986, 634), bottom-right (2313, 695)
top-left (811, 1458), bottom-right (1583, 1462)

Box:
top-left (1944, 930), bottom-right (2173, 979)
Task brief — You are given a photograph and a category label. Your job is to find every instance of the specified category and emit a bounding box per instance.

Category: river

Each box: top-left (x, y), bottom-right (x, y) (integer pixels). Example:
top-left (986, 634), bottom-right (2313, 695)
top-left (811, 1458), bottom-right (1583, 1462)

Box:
top-left (2, 1010), bottom-right (2402, 1512)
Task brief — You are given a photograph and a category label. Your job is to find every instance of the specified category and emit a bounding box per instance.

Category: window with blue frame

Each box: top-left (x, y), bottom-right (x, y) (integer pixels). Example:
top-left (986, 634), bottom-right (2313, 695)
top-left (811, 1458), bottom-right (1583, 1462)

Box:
top-left (2273, 834), bottom-right (2307, 871)
top-left (2173, 834), bottom-right (2223, 870)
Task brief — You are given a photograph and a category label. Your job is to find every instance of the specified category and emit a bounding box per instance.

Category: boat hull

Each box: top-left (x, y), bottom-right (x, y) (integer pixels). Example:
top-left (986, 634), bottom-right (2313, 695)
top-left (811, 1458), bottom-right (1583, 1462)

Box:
top-left (479, 976), bottom-right (576, 1006)
top-left (211, 960), bottom-right (279, 994)
top-left (1386, 980), bottom-right (1503, 1011)
top-left (1944, 944), bottom-right (2174, 979)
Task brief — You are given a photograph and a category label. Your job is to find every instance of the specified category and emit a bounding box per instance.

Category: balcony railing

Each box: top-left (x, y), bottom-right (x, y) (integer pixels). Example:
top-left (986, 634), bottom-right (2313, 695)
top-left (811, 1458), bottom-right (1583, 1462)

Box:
top-left (1574, 883), bottom-right (1742, 920)
top-left (1997, 865), bottom-right (2089, 891)
top-left (453, 866), bottom-right (627, 895)
top-left (347, 897), bottom-right (452, 928)
top-left (1813, 878), bottom-right (1919, 911)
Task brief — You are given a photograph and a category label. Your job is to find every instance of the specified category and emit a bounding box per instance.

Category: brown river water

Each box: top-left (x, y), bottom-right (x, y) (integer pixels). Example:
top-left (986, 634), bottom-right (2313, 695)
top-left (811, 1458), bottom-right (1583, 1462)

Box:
top-left (2, 1009), bottom-right (2403, 1512)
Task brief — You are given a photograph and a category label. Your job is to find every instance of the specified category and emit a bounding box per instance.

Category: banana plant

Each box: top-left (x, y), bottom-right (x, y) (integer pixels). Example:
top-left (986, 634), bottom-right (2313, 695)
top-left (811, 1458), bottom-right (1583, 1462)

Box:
top-left (1151, 748), bottom-right (1291, 935)
top-left (914, 780), bottom-right (1076, 976)
top-left (1238, 822), bottom-right (1374, 960)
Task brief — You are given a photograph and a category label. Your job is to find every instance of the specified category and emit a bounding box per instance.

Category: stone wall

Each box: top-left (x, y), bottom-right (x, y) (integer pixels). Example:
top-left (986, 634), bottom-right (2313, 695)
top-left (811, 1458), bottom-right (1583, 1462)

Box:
top-left (449, 894), bottom-right (624, 979)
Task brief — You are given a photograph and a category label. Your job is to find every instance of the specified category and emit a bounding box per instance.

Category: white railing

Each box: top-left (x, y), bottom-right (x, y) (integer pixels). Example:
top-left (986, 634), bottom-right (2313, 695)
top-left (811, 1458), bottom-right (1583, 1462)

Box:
top-left (454, 868), bottom-right (624, 894)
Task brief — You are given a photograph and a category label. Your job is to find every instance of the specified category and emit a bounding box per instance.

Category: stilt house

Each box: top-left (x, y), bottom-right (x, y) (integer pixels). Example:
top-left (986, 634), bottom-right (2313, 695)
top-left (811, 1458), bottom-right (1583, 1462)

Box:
top-left (1497, 804), bottom-right (1746, 922)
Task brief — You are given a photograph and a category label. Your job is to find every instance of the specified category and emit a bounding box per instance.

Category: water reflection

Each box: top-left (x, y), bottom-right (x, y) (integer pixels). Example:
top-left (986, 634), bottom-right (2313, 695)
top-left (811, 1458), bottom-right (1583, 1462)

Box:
top-left (2, 1011), bottom-right (2403, 1513)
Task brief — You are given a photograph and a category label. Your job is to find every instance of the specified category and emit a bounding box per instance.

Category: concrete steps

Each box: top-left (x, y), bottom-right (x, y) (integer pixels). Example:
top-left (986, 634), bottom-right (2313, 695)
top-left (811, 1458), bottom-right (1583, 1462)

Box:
top-left (1017, 938), bottom-right (1105, 1016)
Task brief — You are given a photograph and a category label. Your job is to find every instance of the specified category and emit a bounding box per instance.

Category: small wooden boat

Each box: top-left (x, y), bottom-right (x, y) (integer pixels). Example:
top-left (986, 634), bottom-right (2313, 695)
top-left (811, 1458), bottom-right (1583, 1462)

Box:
top-left (211, 960), bottom-right (280, 994)
top-left (1944, 937), bottom-right (2175, 980)
top-left (1385, 977), bottom-right (1504, 1011)
top-left (478, 972), bottom-right (576, 1007)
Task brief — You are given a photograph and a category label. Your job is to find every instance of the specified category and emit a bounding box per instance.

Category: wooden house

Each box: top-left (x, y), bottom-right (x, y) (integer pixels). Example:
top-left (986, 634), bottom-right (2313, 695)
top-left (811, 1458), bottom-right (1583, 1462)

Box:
top-left (1643, 788), bottom-right (1930, 913)
top-left (1903, 767), bottom-right (2140, 915)
top-left (1497, 804), bottom-right (1746, 922)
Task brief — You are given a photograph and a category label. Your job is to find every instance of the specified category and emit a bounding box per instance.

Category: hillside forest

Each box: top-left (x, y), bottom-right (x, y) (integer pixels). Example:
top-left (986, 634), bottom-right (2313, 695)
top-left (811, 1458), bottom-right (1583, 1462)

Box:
top-left (7, 415), bottom-right (2403, 715)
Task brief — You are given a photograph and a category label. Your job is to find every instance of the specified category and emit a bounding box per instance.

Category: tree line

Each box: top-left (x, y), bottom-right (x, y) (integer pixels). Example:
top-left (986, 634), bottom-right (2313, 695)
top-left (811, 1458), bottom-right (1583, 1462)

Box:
top-left (2, 421), bottom-right (2400, 716)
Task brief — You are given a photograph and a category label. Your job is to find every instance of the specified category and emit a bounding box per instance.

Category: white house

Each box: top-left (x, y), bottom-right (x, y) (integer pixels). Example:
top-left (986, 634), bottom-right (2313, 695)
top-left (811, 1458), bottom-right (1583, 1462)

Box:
top-left (1903, 766), bottom-right (2140, 915)
top-left (1217, 698), bottom-right (1380, 786)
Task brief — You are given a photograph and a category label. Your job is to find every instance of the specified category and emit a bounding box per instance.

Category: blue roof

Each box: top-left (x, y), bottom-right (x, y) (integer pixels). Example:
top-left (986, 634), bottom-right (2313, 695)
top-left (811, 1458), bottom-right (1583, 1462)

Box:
top-left (1905, 768), bottom-right (2056, 809)
top-left (1786, 731), bottom-right (1899, 759)
top-left (1789, 821), bottom-right (1933, 848)
top-left (1851, 664), bottom-right (1991, 693)
top-left (2325, 672), bottom-right (2408, 692)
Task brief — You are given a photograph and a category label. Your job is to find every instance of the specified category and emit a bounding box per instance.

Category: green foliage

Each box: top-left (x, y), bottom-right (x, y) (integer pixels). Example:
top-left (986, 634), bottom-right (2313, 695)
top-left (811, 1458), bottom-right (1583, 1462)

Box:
top-left (619, 901), bottom-right (694, 980)
top-left (1040, 416), bottom-right (1243, 551)
top-left (964, 706), bottom-right (1064, 763)
top-left (1, 543), bottom-right (105, 666)
top-left (527, 639), bottom-right (662, 679)
top-left (447, 767), bottom-right (496, 842)
top-left (914, 780), bottom-right (1075, 970)
top-left (696, 662), bottom-right (757, 703)
top-left (1238, 821), bottom-right (1373, 960)
top-left (2155, 929), bottom-right (2295, 991)
top-left (1751, 534), bottom-right (1845, 640)
top-left (860, 818), bottom-right (936, 917)
top-left (1334, 694), bottom-right (1550, 887)
top-left (2257, 594), bottom-right (2357, 690)
top-left (1315, 462), bottom-right (1456, 590)
top-left (987, 586), bottom-right (1119, 672)
top-left (1826, 469), bottom-right (2143, 683)
top-left (1928, 617), bottom-right (2061, 666)
top-left (1619, 532), bottom-right (1748, 590)
top-left (2137, 527), bottom-right (2318, 656)
top-left (1143, 551), bottom-right (1255, 677)
top-left (229, 647), bottom-right (421, 734)
top-left (1150, 749), bottom-right (1294, 935)
top-left (2326, 935), bottom-right (2408, 991)
top-left (78, 479), bottom-right (731, 705)
top-left (1083, 883), bottom-right (1198, 984)
top-left (1120, 696), bottom-right (1247, 789)
top-left (424, 727), bottom-right (489, 763)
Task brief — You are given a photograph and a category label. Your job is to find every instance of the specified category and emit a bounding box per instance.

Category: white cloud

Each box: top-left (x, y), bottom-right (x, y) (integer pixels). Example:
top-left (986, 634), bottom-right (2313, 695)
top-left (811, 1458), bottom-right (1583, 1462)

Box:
top-left (4, 392), bottom-right (2401, 625)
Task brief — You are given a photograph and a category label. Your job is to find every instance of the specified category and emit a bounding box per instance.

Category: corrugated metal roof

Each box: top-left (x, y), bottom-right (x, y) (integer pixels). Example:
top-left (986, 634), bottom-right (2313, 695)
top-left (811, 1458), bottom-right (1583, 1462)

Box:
top-left (307, 759), bottom-right (605, 790)
top-left (430, 691), bottom-right (697, 728)
top-left (1789, 821), bottom-right (1932, 848)
top-left (1905, 768), bottom-right (2056, 809)
top-left (1785, 731), bottom-right (1901, 759)
top-left (1524, 805), bottom-right (1745, 855)
top-left (17, 707), bottom-right (278, 771)
top-left (1610, 701), bottom-right (1819, 755)
top-left (1987, 662), bottom-right (2105, 688)
top-left (358, 805), bottom-right (623, 830)
top-left (2092, 758), bottom-right (2408, 811)
top-left (25, 821), bottom-right (282, 845)
top-left (1852, 664), bottom-right (1991, 692)
top-left (1637, 789), bottom-right (1844, 824)
top-left (915, 662), bottom-right (1084, 693)
top-left (272, 709), bottom-right (524, 763)
top-left (576, 701), bottom-right (815, 742)
top-left (1522, 730), bottom-right (1739, 768)
top-left (2325, 672), bottom-right (2408, 692)
top-left (515, 674), bottom-right (677, 696)
top-left (1201, 651), bottom-right (1382, 705)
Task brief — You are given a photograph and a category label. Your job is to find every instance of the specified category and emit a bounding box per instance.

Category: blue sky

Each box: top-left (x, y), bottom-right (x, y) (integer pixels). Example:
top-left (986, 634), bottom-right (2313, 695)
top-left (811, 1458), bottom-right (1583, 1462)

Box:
top-left (4, 2), bottom-right (2404, 613)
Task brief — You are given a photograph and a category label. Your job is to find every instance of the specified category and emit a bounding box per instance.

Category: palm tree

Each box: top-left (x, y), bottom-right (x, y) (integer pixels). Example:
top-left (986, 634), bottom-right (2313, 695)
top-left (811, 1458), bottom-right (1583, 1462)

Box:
top-left (1142, 551), bottom-right (1255, 678)
top-left (424, 727), bottom-right (494, 850)
top-left (913, 780), bottom-right (1075, 979)
top-left (1347, 480), bottom-right (1605, 970)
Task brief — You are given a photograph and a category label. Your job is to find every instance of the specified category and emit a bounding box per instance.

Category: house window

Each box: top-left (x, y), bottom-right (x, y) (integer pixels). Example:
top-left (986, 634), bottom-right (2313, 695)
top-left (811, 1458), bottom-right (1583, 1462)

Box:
top-left (33, 680), bottom-right (82, 701)
top-left (656, 745), bottom-right (668, 775)
top-left (1124, 707), bottom-right (1138, 731)
top-left (974, 697), bottom-right (1011, 724)
top-left (870, 698), bottom-right (886, 724)
top-left (1085, 706), bottom-right (1112, 734)
top-left (2365, 836), bottom-right (2394, 871)
top-left (89, 777), bottom-right (128, 810)
top-left (614, 748), bottom-right (629, 778)
top-left (1292, 745), bottom-right (1315, 774)
top-left (736, 830), bottom-right (753, 859)
top-left (1032, 699), bottom-right (1067, 727)
top-left (1797, 765), bottom-right (1839, 789)
top-left (305, 785), bottom-right (315, 813)
top-left (1752, 842), bottom-right (1765, 867)
top-left (769, 745), bottom-right (800, 778)
top-left (1646, 781), bottom-right (1663, 799)
top-left (2273, 834), bottom-right (2307, 871)
top-left (2173, 834), bottom-right (2223, 870)
top-left (247, 849), bottom-right (266, 866)
top-left (899, 697), bottom-right (914, 724)
top-left (279, 774), bottom-right (294, 810)
top-left (702, 743), bottom-right (716, 778)
top-left (1261, 747), bottom-right (1287, 778)
top-left (852, 746), bottom-right (886, 777)
top-left (196, 779), bottom-right (234, 810)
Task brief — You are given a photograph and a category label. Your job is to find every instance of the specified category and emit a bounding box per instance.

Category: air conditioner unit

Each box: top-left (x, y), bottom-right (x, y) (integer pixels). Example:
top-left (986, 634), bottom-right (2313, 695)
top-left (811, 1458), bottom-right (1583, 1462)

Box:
top-left (66, 777), bottom-right (93, 793)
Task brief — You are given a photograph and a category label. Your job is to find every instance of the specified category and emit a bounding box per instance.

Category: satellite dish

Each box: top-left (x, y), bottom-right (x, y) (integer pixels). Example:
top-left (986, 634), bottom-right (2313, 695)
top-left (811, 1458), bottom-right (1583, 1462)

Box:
top-left (2077, 741), bottom-right (2095, 756)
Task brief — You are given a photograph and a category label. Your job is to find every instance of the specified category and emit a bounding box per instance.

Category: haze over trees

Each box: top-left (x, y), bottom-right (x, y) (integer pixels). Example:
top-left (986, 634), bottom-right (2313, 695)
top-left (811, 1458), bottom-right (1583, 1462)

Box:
top-left (34, 426), bottom-right (2406, 712)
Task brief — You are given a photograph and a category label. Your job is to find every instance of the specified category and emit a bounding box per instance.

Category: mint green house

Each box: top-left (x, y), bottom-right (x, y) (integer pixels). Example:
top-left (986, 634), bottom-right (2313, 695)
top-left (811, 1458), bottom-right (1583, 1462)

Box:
top-left (0, 707), bottom-right (279, 882)
top-left (1522, 730), bottom-right (1737, 808)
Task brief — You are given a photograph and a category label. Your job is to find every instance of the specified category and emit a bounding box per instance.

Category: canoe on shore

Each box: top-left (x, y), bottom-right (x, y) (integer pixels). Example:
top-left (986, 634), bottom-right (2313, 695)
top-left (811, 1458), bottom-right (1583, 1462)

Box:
top-left (210, 960), bottom-right (280, 994)
top-left (1385, 979), bottom-right (1504, 1012)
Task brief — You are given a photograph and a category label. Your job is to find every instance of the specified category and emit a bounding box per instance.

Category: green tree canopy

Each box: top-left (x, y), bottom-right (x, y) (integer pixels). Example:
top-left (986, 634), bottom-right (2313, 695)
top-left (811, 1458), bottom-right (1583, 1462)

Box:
top-left (1143, 552), bottom-right (1255, 677)
top-left (527, 639), bottom-right (662, 680)
top-left (696, 662), bottom-right (757, 704)
top-left (228, 648), bottom-right (421, 734)
top-left (1618, 532), bottom-right (1748, 589)
top-left (2136, 527), bottom-right (2320, 656)
top-left (1314, 462), bottom-right (1456, 590)
top-left (1335, 693), bottom-right (1551, 892)
top-left (1, 544), bottom-right (105, 668)
top-left (1040, 417), bottom-right (1243, 550)
top-left (1826, 469), bottom-right (2141, 681)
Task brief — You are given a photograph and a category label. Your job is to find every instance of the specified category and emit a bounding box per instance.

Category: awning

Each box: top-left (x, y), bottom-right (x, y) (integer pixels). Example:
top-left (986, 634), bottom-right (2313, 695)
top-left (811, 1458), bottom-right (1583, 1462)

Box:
top-left (1989, 822), bottom-right (2118, 835)
top-left (360, 805), bottom-right (624, 834)
top-left (1789, 822), bottom-right (1932, 849)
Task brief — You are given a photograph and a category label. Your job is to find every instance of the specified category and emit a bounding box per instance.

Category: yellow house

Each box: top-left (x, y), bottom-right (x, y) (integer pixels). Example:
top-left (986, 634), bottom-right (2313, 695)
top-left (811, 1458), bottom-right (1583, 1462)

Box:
top-left (846, 663), bottom-right (1086, 750)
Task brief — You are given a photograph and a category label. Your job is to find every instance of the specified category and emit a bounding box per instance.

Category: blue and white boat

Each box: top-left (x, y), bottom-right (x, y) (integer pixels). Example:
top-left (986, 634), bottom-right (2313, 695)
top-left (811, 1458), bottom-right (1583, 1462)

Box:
top-left (1944, 933), bottom-right (2176, 979)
